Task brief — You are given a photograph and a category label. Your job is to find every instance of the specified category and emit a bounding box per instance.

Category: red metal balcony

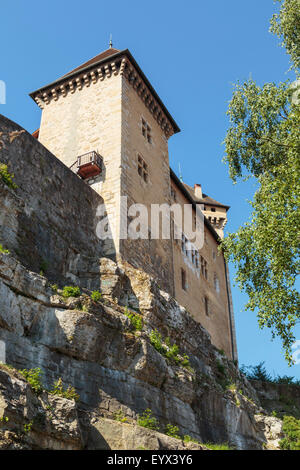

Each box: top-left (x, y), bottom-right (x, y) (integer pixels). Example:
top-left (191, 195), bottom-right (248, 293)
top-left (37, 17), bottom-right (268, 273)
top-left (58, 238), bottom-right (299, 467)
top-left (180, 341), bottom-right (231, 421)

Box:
top-left (70, 151), bottom-right (103, 180)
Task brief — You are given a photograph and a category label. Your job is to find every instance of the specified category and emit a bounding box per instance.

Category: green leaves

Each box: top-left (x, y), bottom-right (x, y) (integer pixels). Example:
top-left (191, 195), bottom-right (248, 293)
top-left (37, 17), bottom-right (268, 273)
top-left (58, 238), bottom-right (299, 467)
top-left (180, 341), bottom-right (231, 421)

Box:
top-left (270, 0), bottom-right (300, 74)
top-left (222, 2), bottom-right (300, 364)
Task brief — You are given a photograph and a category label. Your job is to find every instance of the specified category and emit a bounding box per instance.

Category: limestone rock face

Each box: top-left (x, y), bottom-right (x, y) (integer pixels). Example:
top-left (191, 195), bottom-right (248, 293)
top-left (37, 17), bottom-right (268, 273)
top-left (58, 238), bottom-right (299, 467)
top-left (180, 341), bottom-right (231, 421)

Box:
top-left (254, 415), bottom-right (283, 450)
top-left (85, 417), bottom-right (206, 450)
top-left (0, 366), bottom-right (82, 450)
top-left (0, 252), bottom-right (288, 450)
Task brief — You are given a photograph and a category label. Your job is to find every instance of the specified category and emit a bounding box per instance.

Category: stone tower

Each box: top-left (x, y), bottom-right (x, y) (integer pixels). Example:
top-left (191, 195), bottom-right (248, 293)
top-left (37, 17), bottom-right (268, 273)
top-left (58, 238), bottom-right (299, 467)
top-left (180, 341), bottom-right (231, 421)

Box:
top-left (30, 47), bottom-right (180, 295)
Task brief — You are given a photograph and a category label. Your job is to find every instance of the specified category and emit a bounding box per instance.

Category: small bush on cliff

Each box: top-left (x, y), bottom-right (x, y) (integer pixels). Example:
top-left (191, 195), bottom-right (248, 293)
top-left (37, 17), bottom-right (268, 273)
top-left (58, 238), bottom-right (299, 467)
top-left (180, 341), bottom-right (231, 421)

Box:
top-left (91, 290), bottom-right (102, 302)
top-left (124, 307), bottom-right (143, 331)
top-left (20, 368), bottom-right (44, 395)
top-left (150, 330), bottom-right (192, 370)
top-left (137, 409), bottom-right (160, 431)
top-left (0, 163), bottom-right (17, 189)
top-left (49, 378), bottom-right (79, 401)
top-left (150, 329), bottom-right (166, 355)
top-left (165, 424), bottom-right (180, 439)
top-left (0, 244), bottom-right (10, 255)
top-left (279, 415), bottom-right (300, 450)
top-left (183, 435), bottom-right (200, 445)
top-left (62, 286), bottom-right (81, 298)
top-left (113, 409), bottom-right (128, 423)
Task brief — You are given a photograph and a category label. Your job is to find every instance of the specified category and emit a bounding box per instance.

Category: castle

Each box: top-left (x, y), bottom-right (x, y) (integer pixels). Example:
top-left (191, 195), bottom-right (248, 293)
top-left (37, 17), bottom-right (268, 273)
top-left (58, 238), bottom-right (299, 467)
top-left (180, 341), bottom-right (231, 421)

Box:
top-left (30, 45), bottom-right (237, 361)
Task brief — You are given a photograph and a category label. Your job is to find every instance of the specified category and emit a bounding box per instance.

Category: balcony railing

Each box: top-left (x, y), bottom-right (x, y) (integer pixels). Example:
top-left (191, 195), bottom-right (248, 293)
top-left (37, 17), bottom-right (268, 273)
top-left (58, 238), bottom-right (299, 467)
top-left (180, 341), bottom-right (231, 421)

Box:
top-left (69, 151), bottom-right (103, 180)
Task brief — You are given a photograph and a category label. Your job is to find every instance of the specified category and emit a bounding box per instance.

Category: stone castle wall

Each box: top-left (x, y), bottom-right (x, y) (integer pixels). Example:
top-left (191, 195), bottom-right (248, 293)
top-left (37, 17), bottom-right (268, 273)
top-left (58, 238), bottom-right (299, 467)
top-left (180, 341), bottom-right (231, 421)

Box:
top-left (170, 178), bottom-right (236, 359)
top-left (0, 114), bottom-right (112, 289)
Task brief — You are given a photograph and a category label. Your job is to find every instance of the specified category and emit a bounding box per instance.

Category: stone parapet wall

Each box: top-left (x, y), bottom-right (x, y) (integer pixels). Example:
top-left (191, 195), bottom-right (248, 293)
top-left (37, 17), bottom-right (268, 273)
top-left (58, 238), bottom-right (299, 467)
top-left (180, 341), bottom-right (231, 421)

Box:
top-left (0, 114), bottom-right (114, 288)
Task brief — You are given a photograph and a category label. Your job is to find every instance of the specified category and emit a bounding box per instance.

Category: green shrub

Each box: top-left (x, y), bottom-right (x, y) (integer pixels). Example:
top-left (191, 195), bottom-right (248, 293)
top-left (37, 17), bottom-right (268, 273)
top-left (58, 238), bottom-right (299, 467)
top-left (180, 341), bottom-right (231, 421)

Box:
top-left (124, 307), bottom-right (143, 331)
top-left (149, 329), bottom-right (192, 369)
top-left (279, 415), bottom-right (300, 450)
top-left (183, 435), bottom-right (200, 445)
top-left (150, 329), bottom-right (166, 355)
top-left (20, 368), bottom-right (44, 395)
top-left (91, 290), bottom-right (102, 302)
top-left (80, 304), bottom-right (89, 313)
top-left (49, 378), bottom-right (79, 401)
top-left (0, 416), bottom-right (9, 423)
top-left (0, 163), bottom-right (17, 189)
top-left (0, 244), bottom-right (10, 255)
top-left (181, 354), bottom-right (191, 368)
top-left (113, 409), bottom-right (128, 423)
top-left (165, 343), bottom-right (180, 362)
top-left (165, 424), bottom-right (180, 439)
top-left (50, 284), bottom-right (58, 293)
top-left (62, 286), bottom-right (81, 298)
top-left (23, 421), bottom-right (33, 433)
top-left (137, 409), bottom-right (160, 431)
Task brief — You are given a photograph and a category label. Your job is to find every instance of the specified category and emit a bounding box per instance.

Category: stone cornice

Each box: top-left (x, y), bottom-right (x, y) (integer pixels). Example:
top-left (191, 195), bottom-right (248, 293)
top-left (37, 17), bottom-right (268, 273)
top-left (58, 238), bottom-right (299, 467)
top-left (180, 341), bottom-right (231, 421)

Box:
top-left (30, 50), bottom-right (180, 138)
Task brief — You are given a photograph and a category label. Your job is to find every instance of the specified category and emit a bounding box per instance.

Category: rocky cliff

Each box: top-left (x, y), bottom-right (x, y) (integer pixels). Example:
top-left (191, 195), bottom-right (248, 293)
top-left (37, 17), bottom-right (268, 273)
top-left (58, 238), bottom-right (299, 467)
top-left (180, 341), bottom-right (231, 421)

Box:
top-left (0, 252), bottom-right (286, 450)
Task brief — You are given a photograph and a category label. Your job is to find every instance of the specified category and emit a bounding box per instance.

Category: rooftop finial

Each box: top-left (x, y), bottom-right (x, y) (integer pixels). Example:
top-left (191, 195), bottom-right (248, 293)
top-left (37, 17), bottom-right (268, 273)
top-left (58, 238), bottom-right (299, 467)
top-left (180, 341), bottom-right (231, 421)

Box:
top-left (179, 163), bottom-right (183, 183)
top-left (109, 34), bottom-right (113, 49)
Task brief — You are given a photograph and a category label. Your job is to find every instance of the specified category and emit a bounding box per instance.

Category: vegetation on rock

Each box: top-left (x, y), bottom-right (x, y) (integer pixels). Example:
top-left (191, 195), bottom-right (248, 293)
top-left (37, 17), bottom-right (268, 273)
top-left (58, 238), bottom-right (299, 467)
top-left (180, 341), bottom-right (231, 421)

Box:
top-left (49, 378), bottom-right (79, 401)
top-left (20, 368), bottom-right (44, 395)
top-left (91, 290), bottom-right (102, 302)
top-left (62, 286), bottom-right (81, 298)
top-left (149, 329), bottom-right (192, 370)
top-left (0, 244), bottom-right (10, 255)
top-left (124, 307), bottom-right (143, 331)
top-left (279, 415), bottom-right (300, 450)
top-left (165, 424), bottom-right (180, 439)
top-left (0, 162), bottom-right (17, 189)
top-left (137, 409), bottom-right (160, 431)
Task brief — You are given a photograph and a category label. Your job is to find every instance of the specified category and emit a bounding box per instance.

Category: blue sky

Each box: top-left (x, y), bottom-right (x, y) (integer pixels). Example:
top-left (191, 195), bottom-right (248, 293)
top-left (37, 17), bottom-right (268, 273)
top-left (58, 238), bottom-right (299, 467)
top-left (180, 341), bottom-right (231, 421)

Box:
top-left (1, 0), bottom-right (299, 378)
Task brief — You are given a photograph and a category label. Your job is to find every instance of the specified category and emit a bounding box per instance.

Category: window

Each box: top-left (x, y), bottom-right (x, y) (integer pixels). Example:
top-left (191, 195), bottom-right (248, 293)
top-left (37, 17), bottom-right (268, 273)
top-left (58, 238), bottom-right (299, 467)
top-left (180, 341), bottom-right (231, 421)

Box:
top-left (142, 118), bottom-right (152, 143)
top-left (212, 250), bottom-right (216, 261)
top-left (137, 154), bottom-right (148, 182)
top-left (200, 255), bottom-right (208, 280)
top-left (211, 207), bottom-right (216, 212)
top-left (181, 268), bottom-right (187, 291)
top-left (195, 251), bottom-right (199, 269)
top-left (214, 273), bottom-right (220, 293)
top-left (181, 234), bottom-right (189, 256)
top-left (171, 187), bottom-right (177, 201)
top-left (204, 296), bottom-right (209, 316)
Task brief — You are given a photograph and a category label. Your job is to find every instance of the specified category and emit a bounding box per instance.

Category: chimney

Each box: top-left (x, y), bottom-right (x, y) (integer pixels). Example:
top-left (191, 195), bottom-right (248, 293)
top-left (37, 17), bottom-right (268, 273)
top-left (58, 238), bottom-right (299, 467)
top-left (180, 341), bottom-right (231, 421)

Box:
top-left (194, 183), bottom-right (202, 199)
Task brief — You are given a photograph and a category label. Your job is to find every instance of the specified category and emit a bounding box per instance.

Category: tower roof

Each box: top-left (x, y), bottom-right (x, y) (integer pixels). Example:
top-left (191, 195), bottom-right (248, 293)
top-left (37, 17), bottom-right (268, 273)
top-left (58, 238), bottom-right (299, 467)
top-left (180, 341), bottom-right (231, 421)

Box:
top-left (29, 48), bottom-right (180, 135)
top-left (61, 48), bottom-right (120, 79)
